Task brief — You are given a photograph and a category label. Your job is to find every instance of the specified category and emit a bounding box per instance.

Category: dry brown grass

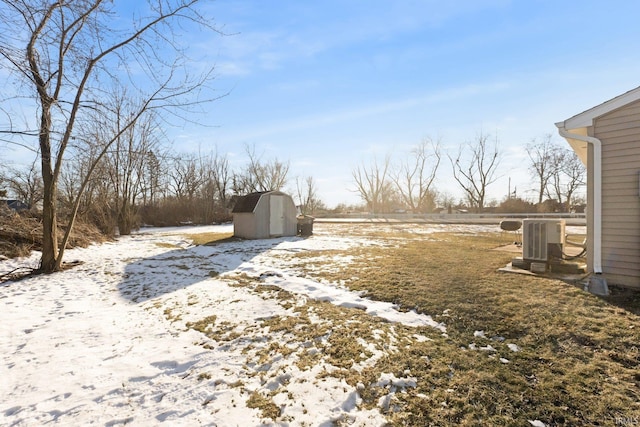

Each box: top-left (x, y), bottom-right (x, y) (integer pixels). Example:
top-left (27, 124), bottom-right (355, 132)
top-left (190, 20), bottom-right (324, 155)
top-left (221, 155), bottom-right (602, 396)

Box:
top-left (0, 213), bottom-right (106, 259)
top-left (178, 223), bottom-right (640, 425)
top-left (184, 231), bottom-right (235, 246)
top-left (288, 227), bottom-right (640, 425)
top-left (246, 391), bottom-right (281, 420)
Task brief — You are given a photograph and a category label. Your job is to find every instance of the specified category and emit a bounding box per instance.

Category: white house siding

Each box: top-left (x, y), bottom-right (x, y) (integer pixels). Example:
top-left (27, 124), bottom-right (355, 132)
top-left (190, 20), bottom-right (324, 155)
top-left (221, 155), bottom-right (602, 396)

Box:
top-left (593, 99), bottom-right (640, 287)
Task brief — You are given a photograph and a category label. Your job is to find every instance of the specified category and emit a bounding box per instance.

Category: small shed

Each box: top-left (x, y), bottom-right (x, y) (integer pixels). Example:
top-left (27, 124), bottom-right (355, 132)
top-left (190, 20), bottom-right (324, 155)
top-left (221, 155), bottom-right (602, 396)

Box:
top-left (232, 191), bottom-right (298, 239)
top-left (556, 86), bottom-right (640, 288)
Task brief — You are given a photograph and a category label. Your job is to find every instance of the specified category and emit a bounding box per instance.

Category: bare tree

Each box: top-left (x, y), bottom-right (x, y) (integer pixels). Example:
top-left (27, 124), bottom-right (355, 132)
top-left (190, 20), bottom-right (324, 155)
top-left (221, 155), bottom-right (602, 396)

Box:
top-left (58, 153), bottom-right (116, 234)
top-left (169, 154), bottom-right (205, 203)
top-left (436, 191), bottom-right (457, 212)
top-left (233, 145), bottom-right (290, 194)
top-left (196, 149), bottom-right (232, 223)
top-left (58, 154), bottom-right (92, 218)
top-left (549, 150), bottom-right (585, 212)
top-left (0, 1), bottom-right (221, 272)
top-left (56, 128), bottom-right (121, 229)
top-left (100, 100), bottom-right (163, 235)
top-left (295, 176), bottom-right (324, 215)
top-left (0, 166), bottom-right (7, 198)
top-left (449, 132), bottom-right (501, 213)
top-left (352, 154), bottom-right (392, 214)
top-left (526, 135), bottom-right (563, 205)
top-left (391, 138), bottom-right (441, 213)
top-left (210, 150), bottom-right (232, 208)
top-left (142, 150), bottom-right (163, 207)
top-left (263, 159), bottom-right (290, 191)
top-left (4, 160), bottom-right (43, 209)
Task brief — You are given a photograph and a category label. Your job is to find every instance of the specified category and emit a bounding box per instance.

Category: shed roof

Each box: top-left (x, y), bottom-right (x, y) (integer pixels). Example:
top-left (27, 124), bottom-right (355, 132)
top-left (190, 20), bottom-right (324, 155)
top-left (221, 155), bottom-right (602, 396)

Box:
top-left (231, 191), bottom-right (268, 213)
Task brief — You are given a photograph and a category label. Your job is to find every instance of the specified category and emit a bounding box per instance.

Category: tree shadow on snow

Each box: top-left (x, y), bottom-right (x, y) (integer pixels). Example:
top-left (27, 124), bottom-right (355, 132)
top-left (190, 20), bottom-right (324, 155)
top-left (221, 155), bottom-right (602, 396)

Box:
top-left (118, 236), bottom-right (302, 303)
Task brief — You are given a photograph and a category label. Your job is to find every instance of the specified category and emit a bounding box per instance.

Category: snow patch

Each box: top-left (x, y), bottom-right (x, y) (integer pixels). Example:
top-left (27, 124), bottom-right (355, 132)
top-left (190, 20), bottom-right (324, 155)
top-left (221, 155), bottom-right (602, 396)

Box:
top-left (1, 223), bottom-right (448, 426)
top-left (507, 343), bottom-right (521, 352)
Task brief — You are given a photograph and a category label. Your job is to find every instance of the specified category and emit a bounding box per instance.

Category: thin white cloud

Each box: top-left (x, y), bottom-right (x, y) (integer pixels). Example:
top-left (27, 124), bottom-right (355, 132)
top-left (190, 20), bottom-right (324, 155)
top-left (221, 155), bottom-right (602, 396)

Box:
top-left (201, 0), bottom-right (513, 77)
top-left (218, 81), bottom-right (512, 143)
top-left (216, 61), bottom-right (251, 76)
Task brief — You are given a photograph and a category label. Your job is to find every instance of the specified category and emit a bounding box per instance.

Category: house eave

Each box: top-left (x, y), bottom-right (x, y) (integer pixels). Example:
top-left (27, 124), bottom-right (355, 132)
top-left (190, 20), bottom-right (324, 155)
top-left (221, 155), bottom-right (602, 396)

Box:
top-left (554, 122), bottom-right (588, 165)
top-left (561, 85), bottom-right (640, 130)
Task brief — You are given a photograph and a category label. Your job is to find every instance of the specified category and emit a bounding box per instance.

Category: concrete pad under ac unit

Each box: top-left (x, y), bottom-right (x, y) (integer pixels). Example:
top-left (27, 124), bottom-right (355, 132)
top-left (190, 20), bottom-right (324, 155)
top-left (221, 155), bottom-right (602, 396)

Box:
top-left (530, 262), bottom-right (547, 274)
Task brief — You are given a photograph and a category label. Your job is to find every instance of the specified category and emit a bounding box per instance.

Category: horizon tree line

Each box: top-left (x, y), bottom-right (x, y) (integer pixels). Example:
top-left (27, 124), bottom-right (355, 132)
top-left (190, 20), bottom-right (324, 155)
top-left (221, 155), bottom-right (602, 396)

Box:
top-left (351, 132), bottom-right (585, 214)
top-left (1, 129), bottom-right (587, 230)
top-left (0, 1), bottom-right (585, 274)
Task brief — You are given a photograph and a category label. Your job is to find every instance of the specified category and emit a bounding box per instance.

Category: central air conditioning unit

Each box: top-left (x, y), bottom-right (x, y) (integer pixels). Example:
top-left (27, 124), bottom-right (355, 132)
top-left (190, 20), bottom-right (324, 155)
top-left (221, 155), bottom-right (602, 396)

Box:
top-left (522, 219), bottom-right (565, 262)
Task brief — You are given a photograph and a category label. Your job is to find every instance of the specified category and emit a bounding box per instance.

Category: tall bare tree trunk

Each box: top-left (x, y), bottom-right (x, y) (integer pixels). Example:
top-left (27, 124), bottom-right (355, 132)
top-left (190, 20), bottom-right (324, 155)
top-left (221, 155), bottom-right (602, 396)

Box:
top-left (117, 199), bottom-right (135, 236)
top-left (39, 107), bottom-right (59, 272)
top-left (2, 1), bottom-right (222, 273)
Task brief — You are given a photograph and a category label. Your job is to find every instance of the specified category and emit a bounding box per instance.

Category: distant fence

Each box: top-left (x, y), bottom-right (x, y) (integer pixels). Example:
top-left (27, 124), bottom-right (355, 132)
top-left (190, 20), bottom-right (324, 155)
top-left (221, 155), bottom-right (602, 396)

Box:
top-left (315, 212), bottom-right (586, 226)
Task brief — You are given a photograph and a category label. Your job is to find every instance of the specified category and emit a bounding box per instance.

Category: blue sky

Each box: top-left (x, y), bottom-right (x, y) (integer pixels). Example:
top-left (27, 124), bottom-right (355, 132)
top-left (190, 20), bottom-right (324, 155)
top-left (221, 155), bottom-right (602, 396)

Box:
top-left (5, 1), bottom-right (640, 208)
top-left (180, 0), bottom-right (640, 207)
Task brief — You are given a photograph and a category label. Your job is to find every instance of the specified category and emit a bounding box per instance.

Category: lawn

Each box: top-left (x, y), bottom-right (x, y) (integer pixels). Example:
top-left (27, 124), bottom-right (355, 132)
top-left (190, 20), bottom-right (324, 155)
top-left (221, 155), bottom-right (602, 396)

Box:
top-left (2, 221), bottom-right (639, 426)
top-left (277, 223), bottom-right (640, 426)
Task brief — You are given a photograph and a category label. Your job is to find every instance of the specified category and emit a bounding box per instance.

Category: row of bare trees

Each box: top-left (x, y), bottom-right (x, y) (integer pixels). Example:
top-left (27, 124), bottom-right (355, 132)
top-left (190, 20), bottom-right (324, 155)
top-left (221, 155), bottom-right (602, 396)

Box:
top-left (0, 0), bottom-right (226, 272)
top-left (351, 134), bottom-right (500, 214)
top-left (352, 132), bottom-right (585, 214)
top-left (526, 135), bottom-right (585, 212)
top-left (352, 138), bottom-right (441, 214)
top-left (0, 1), bottom-right (323, 273)
top-left (0, 0), bottom-right (586, 274)
top-left (1, 137), bottom-right (314, 229)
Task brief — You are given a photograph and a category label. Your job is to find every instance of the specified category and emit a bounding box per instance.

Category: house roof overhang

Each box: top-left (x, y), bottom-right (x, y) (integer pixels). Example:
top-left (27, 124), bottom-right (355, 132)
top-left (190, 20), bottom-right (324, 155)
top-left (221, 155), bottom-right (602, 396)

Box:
top-left (555, 85), bottom-right (640, 164)
top-left (554, 125), bottom-right (589, 165)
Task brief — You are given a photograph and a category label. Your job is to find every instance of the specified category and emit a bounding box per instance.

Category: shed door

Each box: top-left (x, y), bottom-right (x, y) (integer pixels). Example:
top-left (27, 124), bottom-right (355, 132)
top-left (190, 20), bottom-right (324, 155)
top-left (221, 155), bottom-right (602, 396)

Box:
top-left (269, 195), bottom-right (285, 236)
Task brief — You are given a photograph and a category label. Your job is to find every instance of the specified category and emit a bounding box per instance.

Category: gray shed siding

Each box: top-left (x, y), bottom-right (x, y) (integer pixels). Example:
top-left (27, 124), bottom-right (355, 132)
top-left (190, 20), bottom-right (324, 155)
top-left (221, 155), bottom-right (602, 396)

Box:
top-left (251, 195), bottom-right (271, 238)
top-left (232, 191), bottom-right (298, 239)
top-left (592, 99), bottom-right (640, 287)
top-left (233, 212), bottom-right (258, 239)
top-left (275, 194), bottom-right (298, 237)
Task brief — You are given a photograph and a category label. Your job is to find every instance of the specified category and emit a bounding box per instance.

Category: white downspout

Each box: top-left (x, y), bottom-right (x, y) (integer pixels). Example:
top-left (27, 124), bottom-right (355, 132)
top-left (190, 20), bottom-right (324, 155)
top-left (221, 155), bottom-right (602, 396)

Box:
top-left (556, 125), bottom-right (603, 274)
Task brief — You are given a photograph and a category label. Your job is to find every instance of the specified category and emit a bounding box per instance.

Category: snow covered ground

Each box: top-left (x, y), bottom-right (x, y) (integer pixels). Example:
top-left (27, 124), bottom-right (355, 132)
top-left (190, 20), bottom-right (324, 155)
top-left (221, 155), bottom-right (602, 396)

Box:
top-left (0, 222), bottom-right (568, 425)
